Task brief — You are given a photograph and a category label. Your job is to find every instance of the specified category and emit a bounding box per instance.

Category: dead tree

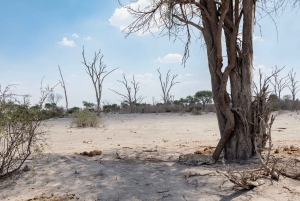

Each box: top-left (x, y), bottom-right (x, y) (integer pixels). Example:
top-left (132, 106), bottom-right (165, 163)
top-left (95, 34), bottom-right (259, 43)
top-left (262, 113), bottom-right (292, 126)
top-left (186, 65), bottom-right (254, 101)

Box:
top-left (270, 66), bottom-right (290, 100)
top-left (47, 93), bottom-right (63, 105)
top-left (82, 46), bottom-right (117, 116)
top-left (58, 65), bottom-right (69, 115)
top-left (157, 68), bottom-right (179, 105)
top-left (109, 73), bottom-right (145, 113)
top-left (120, 0), bottom-right (300, 161)
top-left (288, 68), bottom-right (300, 103)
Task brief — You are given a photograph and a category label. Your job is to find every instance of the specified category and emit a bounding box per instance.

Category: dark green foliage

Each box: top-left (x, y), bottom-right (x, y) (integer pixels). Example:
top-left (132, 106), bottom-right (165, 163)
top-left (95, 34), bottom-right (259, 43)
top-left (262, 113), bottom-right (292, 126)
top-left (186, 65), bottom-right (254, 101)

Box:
top-left (42, 102), bottom-right (65, 119)
top-left (194, 90), bottom-right (213, 110)
top-left (45, 103), bottom-right (56, 110)
top-left (186, 95), bottom-right (198, 104)
top-left (103, 104), bottom-right (120, 113)
top-left (68, 107), bottom-right (80, 114)
top-left (173, 100), bottom-right (181, 105)
top-left (83, 101), bottom-right (95, 108)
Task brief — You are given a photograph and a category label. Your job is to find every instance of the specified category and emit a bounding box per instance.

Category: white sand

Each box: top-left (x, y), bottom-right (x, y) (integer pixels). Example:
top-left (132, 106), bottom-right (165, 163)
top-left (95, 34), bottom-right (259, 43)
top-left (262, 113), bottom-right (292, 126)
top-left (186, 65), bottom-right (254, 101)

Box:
top-left (1, 111), bottom-right (300, 200)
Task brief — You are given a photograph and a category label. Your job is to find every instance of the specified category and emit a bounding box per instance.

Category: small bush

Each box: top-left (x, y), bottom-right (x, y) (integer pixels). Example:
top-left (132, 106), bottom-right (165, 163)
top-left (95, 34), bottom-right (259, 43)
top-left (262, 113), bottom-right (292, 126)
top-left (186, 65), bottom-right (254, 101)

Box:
top-left (68, 107), bottom-right (80, 114)
top-left (70, 110), bottom-right (100, 128)
top-left (0, 85), bottom-right (51, 179)
top-left (191, 108), bottom-right (201, 115)
top-left (103, 104), bottom-right (120, 113)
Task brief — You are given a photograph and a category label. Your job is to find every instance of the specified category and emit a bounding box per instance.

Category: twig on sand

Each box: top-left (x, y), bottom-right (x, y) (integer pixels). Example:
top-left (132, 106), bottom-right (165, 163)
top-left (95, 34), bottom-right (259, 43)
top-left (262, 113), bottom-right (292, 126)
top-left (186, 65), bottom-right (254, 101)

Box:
top-left (157, 190), bottom-right (169, 193)
top-left (184, 171), bottom-right (216, 182)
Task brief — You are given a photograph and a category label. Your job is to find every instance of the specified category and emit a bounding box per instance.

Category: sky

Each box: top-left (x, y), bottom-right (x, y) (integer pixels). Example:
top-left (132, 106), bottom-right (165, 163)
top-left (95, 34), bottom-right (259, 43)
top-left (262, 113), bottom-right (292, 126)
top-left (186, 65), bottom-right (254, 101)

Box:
top-left (1, 0), bottom-right (300, 108)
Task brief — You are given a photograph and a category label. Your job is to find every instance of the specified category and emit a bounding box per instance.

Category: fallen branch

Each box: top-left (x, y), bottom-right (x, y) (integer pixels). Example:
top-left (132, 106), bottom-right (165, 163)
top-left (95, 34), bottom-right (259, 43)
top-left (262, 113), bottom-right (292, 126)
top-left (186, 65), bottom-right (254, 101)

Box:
top-left (184, 171), bottom-right (216, 182)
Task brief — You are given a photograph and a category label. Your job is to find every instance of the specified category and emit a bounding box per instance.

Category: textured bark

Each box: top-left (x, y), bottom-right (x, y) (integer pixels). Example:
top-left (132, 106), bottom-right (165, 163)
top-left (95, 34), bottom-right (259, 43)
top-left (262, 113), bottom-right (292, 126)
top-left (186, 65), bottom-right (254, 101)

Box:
top-left (200, 0), bottom-right (254, 160)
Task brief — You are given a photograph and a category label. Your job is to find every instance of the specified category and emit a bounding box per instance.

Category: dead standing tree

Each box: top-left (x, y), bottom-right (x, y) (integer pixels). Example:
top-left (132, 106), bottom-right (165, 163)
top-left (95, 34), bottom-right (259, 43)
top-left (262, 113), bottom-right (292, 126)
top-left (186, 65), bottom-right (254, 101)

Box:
top-left (58, 65), bottom-right (69, 115)
top-left (47, 93), bottom-right (63, 105)
top-left (157, 68), bottom-right (179, 105)
top-left (82, 46), bottom-right (117, 116)
top-left (121, 0), bottom-right (300, 161)
top-left (288, 68), bottom-right (300, 103)
top-left (109, 73), bottom-right (145, 113)
top-left (270, 66), bottom-right (290, 100)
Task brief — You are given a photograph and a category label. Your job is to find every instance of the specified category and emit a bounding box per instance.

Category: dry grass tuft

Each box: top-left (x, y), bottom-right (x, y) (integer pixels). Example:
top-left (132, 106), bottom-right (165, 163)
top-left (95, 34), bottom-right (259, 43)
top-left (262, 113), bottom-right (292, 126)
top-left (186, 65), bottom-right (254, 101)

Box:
top-left (26, 193), bottom-right (76, 201)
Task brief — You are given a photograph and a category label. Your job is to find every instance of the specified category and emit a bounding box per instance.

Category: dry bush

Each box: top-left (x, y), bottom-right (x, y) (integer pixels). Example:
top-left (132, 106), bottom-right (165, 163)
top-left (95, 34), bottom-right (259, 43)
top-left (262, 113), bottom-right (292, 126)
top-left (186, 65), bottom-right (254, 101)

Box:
top-left (191, 108), bottom-right (201, 115)
top-left (117, 102), bottom-right (214, 114)
top-left (70, 110), bottom-right (100, 128)
top-left (0, 84), bottom-right (52, 179)
top-left (26, 193), bottom-right (76, 201)
top-left (204, 104), bottom-right (216, 113)
top-left (218, 70), bottom-right (300, 189)
top-left (272, 99), bottom-right (299, 111)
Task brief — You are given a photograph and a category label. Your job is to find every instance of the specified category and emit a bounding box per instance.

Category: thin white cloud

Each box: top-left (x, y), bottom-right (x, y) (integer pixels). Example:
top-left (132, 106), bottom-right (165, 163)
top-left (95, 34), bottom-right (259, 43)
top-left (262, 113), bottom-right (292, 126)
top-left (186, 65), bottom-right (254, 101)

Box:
top-left (58, 37), bottom-right (76, 47)
top-left (83, 36), bottom-right (92, 40)
top-left (255, 64), bottom-right (266, 72)
top-left (154, 53), bottom-right (182, 64)
top-left (109, 0), bottom-right (159, 35)
top-left (72, 33), bottom-right (79, 38)
top-left (253, 35), bottom-right (264, 42)
top-left (128, 73), bottom-right (154, 83)
top-left (185, 73), bottom-right (194, 77)
top-left (253, 64), bottom-right (273, 83)
top-left (10, 81), bottom-right (22, 85)
top-left (69, 74), bottom-right (77, 77)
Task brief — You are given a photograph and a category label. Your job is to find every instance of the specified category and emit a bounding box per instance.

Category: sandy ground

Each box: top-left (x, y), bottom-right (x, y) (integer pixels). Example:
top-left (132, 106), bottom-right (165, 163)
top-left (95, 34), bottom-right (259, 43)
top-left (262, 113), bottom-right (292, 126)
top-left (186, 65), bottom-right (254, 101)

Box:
top-left (1, 111), bottom-right (300, 201)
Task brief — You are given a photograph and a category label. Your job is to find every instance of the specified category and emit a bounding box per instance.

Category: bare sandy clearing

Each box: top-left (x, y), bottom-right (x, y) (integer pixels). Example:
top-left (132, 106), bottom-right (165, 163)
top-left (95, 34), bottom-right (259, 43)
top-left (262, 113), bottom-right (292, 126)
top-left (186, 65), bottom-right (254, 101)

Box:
top-left (1, 112), bottom-right (300, 201)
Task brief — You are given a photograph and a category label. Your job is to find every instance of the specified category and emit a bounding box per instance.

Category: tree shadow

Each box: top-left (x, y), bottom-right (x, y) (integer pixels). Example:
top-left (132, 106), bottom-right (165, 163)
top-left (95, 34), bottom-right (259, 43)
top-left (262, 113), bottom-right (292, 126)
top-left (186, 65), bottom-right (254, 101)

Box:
top-left (0, 152), bottom-right (239, 200)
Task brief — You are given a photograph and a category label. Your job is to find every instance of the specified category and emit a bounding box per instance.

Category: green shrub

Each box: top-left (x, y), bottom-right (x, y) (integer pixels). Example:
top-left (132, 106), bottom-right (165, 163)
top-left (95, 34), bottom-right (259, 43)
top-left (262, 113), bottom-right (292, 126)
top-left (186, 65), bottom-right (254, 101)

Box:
top-left (0, 85), bottom-right (51, 179)
top-left (103, 104), bottom-right (120, 113)
top-left (70, 110), bottom-right (100, 128)
top-left (68, 107), bottom-right (80, 114)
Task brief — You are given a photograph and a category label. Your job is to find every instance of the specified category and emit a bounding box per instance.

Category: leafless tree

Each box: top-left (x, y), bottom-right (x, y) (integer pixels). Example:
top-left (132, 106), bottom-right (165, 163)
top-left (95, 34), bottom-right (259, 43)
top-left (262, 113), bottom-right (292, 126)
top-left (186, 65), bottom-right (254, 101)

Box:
top-left (109, 73), bottom-right (145, 113)
top-left (157, 68), bottom-right (179, 105)
top-left (120, 0), bottom-right (299, 161)
top-left (47, 93), bottom-right (63, 105)
top-left (58, 65), bottom-right (69, 115)
top-left (288, 68), bottom-right (300, 102)
top-left (270, 66), bottom-right (290, 100)
top-left (82, 46), bottom-right (117, 116)
top-left (102, 99), bottom-right (111, 106)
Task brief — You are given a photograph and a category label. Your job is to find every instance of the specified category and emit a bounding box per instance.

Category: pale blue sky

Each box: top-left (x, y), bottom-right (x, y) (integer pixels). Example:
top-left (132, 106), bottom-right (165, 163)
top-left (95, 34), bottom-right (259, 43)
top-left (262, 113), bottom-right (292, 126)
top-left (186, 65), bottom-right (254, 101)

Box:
top-left (1, 1), bottom-right (300, 107)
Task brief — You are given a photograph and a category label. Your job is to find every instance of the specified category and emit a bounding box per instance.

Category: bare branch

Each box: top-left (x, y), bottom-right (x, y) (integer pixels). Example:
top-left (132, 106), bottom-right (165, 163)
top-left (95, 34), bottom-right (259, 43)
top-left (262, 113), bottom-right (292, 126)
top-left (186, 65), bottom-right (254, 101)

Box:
top-left (288, 68), bottom-right (300, 103)
top-left (270, 66), bottom-right (290, 99)
top-left (157, 68), bottom-right (179, 105)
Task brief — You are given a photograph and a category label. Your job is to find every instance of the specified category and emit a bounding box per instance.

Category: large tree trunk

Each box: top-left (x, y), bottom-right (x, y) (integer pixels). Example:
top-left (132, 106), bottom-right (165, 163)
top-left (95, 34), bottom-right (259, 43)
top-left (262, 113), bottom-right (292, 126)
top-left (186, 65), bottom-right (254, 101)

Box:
top-left (200, 0), bottom-right (255, 161)
top-left (225, 1), bottom-right (254, 160)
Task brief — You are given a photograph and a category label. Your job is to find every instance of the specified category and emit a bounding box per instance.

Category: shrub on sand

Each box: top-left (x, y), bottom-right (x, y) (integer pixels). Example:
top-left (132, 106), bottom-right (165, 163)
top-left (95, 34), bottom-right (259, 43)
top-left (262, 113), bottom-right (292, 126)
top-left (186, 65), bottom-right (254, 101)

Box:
top-left (70, 110), bottom-right (100, 128)
top-left (191, 108), bottom-right (201, 115)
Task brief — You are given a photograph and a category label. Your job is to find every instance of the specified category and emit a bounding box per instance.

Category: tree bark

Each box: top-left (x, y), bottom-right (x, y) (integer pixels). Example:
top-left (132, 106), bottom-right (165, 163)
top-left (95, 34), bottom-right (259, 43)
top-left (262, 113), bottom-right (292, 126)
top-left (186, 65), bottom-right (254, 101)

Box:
top-left (200, 0), bottom-right (255, 161)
